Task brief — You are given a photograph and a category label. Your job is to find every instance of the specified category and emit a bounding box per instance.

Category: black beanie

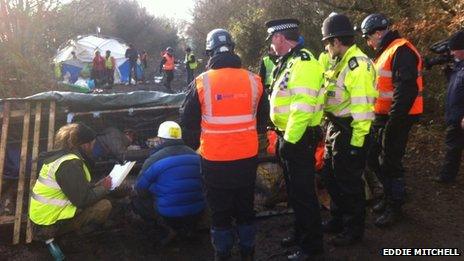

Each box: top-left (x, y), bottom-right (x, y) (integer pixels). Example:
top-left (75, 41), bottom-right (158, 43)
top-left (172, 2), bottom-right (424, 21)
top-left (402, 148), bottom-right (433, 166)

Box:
top-left (449, 31), bottom-right (464, 51)
top-left (76, 122), bottom-right (97, 145)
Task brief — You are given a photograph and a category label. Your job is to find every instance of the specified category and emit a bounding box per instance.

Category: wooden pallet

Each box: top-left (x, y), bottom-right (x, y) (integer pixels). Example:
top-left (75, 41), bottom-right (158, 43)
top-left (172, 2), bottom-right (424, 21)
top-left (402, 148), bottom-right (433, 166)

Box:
top-left (0, 101), bottom-right (56, 244)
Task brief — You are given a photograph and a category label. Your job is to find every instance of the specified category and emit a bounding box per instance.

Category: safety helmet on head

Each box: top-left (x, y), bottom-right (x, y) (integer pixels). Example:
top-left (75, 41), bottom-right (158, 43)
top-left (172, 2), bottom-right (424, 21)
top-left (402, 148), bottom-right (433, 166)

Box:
top-left (205, 28), bottom-right (235, 55)
top-left (321, 13), bottom-right (356, 41)
top-left (360, 13), bottom-right (389, 37)
top-left (157, 121), bottom-right (182, 139)
top-left (166, 47), bottom-right (174, 54)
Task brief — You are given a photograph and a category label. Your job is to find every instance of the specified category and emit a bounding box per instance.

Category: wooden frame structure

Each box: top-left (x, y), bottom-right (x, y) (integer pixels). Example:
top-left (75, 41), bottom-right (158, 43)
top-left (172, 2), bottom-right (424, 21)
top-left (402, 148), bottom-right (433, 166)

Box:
top-left (0, 99), bottom-right (177, 244)
top-left (0, 100), bottom-right (56, 244)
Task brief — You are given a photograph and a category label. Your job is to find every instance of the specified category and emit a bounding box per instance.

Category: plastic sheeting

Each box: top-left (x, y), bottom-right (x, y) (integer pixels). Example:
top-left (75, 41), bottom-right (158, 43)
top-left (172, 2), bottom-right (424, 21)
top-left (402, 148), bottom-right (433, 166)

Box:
top-left (1, 91), bottom-right (186, 112)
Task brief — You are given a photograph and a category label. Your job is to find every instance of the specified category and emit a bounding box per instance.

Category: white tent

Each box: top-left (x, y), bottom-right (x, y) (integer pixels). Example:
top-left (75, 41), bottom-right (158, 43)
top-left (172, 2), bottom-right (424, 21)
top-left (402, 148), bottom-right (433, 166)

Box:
top-left (54, 35), bottom-right (128, 63)
top-left (54, 35), bottom-right (133, 84)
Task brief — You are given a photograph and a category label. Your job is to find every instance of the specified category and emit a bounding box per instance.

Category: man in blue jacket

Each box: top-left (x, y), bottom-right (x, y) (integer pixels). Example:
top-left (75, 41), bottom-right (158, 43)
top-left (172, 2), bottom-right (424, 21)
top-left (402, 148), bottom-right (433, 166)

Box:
top-left (436, 31), bottom-right (464, 183)
top-left (131, 121), bottom-right (205, 244)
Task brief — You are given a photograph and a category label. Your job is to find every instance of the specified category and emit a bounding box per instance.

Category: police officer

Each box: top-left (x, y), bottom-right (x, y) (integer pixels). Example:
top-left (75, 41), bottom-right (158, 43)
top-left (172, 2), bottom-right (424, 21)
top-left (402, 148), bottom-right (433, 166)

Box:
top-left (259, 47), bottom-right (278, 93)
top-left (180, 29), bottom-right (267, 261)
top-left (361, 14), bottom-right (423, 227)
top-left (265, 18), bottom-right (325, 259)
top-left (436, 31), bottom-right (464, 183)
top-left (321, 13), bottom-right (377, 246)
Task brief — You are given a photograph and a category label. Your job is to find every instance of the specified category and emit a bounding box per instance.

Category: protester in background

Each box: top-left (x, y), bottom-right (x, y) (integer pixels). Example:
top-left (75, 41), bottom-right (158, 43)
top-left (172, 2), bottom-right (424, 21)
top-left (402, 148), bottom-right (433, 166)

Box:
top-left (141, 50), bottom-right (148, 83)
top-left (159, 47), bottom-right (175, 92)
top-left (71, 51), bottom-right (78, 60)
top-left (125, 43), bottom-right (138, 85)
top-left (180, 29), bottom-right (267, 261)
top-left (29, 123), bottom-right (112, 259)
top-left (104, 50), bottom-right (116, 87)
top-left (131, 121), bottom-right (205, 246)
top-left (184, 47), bottom-right (198, 85)
top-left (92, 50), bottom-right (105, 87)
top-left (436, 31), bottom-right (464, 183)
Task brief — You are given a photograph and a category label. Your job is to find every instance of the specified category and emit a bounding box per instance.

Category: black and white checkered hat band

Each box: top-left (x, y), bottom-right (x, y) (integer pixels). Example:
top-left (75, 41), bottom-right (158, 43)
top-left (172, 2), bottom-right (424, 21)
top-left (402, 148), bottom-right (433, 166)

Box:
top-left (267, 23), bottom-right (299, 34)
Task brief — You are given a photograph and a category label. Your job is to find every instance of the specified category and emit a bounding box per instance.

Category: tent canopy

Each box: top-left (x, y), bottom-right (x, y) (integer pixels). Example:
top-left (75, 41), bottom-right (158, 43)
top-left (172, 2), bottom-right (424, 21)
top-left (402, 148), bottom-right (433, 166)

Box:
top-left (54, 35), bottom-right (129, 63)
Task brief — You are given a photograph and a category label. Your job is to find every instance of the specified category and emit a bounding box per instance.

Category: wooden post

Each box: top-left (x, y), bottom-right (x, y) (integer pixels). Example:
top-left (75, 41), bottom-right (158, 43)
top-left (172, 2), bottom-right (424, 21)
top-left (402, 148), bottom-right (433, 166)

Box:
top-left (13, 102), bottom-right (31, 244)
top-left (47, 101), bottom-right (55, 151)
top-left (26, 102), bottom-right (41, 243)
top-left (0, 101), bottom-right (10, 198)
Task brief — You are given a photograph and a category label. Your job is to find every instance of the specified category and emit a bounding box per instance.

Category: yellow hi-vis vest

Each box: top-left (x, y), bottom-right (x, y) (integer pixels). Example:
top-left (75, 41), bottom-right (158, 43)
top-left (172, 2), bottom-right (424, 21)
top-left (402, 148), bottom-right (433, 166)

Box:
top-left (185, 53), bottom-right (198, 70)
top-left (105, 56), bottom-right (114, 69)
top-left (262, 56), bottom-right (276, 86)
top-left (270, 48), bottom-right (325, 144)
top-left (29, 154), bottom-right (91, 226)
top-left (323, 44), bottom-right (378, 147)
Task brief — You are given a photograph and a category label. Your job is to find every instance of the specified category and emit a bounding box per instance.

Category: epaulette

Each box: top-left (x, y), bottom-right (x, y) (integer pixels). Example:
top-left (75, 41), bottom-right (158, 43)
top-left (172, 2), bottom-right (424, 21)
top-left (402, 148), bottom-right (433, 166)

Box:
top-left (348, 57), bottom-right (359, 70)
top-left (297, 50), bottom-right (311, 61)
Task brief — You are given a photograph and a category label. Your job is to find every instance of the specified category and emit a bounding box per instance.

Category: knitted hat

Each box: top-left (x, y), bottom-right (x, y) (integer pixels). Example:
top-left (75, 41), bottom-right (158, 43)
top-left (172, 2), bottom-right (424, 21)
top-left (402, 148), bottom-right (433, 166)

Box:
top-left (76, 122), bottom-right (97, 145)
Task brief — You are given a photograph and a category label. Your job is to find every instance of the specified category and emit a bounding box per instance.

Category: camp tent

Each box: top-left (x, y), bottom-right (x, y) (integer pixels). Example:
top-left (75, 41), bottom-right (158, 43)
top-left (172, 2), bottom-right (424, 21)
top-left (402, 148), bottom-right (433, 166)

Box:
top-left (53, 35), bottom-right (142, 85)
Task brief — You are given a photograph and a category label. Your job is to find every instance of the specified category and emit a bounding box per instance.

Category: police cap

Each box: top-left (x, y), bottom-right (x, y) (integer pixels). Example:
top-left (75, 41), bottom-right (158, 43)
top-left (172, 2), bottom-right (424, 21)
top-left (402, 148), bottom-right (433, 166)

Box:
top-left (265, 18), bottom-right (300, 41)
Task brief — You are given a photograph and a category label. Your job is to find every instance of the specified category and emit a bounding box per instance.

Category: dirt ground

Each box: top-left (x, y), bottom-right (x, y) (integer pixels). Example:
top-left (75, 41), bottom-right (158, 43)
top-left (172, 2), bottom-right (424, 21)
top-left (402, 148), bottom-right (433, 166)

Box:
top-left (1, 70), bottom-right (464, 260)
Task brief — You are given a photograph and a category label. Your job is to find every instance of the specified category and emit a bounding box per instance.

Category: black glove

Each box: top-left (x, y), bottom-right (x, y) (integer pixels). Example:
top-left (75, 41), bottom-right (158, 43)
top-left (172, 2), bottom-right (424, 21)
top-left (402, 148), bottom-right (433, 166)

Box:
top-left (280, 139), bottom-right (298, 158)
top-left (349, 145), bottom-right (364, 166)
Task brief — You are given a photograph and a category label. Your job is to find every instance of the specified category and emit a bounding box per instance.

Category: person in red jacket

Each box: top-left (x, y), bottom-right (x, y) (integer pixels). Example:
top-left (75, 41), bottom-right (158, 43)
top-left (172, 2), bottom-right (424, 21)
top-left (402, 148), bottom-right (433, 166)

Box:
top-left (92, 50), bottom-right (105, 87)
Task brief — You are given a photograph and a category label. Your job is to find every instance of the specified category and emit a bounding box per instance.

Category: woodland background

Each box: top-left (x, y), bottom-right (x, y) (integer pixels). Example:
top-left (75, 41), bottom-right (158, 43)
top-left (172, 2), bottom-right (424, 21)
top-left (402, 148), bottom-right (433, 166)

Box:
top-left (1, 0), bottom-right (463, 117)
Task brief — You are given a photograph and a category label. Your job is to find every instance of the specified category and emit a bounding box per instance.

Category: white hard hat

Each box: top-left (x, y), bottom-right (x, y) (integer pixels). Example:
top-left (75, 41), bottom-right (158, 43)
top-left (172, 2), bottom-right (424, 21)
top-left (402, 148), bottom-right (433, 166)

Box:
top-left (157, 121), bottom-right (182, 139)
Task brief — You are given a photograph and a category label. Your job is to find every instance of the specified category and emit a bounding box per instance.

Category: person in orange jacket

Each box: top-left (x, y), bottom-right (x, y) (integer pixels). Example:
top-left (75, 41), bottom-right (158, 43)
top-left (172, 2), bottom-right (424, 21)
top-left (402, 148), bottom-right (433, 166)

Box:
top-left (159, 47), bottom-right (175, 92)
top-left (180, 28), bottom-right (268, 260)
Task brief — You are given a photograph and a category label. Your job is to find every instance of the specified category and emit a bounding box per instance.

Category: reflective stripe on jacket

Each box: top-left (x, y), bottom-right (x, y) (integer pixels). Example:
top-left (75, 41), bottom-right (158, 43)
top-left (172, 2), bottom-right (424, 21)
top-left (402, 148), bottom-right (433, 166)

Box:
top-left (323, 45), bottom-right (378, 147)
top-left (29, 154), bottom-right (91, 225)
top-left (374, 38), bottom-right (423, 115)
top-left (185, 53), bottom-right (198, 70)
top-left (163, 53), bottom-right (175, 70)
top-left (196, 68), bottom-right (263, 161)
top-left (262, 56), bottom-right (276, 86)
top-left (270, 48), bottom-right (325, 144)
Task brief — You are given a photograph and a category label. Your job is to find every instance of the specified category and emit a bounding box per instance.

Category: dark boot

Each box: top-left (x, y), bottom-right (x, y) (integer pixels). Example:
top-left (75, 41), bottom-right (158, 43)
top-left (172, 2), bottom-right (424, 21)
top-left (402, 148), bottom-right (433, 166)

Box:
top-left (287, 249), bottom-right (324, 260)
top-left (375, 206), bottom-right (402, 228)
top-left (281, 236), bottom-right (297, 247)
top-left (372, 199), bottom-right (386, 213)
top-left (322, 219), bottom-right (343, 234)
top-left (330, 230), bottom-right (362, 247)
top-left (237, 224), bottom-right (256, 260)
top-left (215, 253), bottom-right (232, 261)
top-left (211, 227), bottom-right (235, 260)
top-left (240, 248), bottom-right (254, 261)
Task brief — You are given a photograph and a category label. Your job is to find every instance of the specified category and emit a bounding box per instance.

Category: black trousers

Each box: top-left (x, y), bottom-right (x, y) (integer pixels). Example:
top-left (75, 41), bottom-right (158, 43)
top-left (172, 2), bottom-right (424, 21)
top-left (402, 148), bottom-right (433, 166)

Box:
top-left (367, 118), bottom-right (414, 207)
top-left (164, 70), bottom-right (174, 90)
top-left (186, 67), bottom-right (194, 85)
top-left (278, 128), bottom-right (323, 254)
top-left (440, 124), bottom-right (464, 180)
top-left (131, 194), bottom-right (201, 232)
top-left (206, 184), bottom-right (255, 228)
top-left (323, 120), bottom-right (367, 237)
top-left (128, 61), bottom-right (137, 84)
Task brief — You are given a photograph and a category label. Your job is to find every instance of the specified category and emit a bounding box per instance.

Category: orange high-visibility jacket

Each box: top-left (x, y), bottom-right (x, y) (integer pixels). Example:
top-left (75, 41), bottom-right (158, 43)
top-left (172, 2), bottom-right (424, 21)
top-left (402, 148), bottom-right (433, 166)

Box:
top-left (374, 38), bottom-right (423, 115)
top-left (196, 68), bottom-right (263, 161)
top-left (163, 53), bottom-right (175, 71)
